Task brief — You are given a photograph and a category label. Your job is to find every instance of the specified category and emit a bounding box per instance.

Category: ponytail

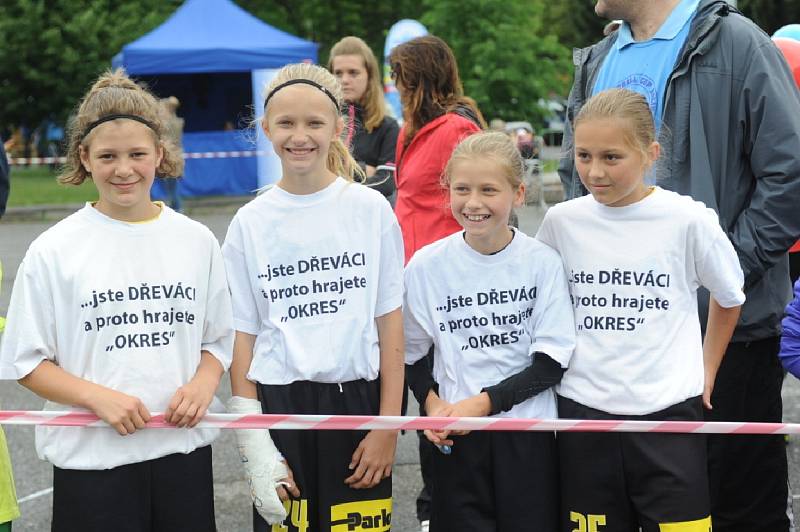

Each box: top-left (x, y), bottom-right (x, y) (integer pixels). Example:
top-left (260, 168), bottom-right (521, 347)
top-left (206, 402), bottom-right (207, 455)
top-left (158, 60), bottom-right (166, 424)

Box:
top-left (327, 137), bottom-right (365, 182)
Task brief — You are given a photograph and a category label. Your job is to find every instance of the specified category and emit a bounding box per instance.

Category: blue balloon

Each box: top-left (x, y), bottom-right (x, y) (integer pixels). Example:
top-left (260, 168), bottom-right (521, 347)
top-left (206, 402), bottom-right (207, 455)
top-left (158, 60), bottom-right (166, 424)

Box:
top-left (774, 24), bottom-right (800, 41)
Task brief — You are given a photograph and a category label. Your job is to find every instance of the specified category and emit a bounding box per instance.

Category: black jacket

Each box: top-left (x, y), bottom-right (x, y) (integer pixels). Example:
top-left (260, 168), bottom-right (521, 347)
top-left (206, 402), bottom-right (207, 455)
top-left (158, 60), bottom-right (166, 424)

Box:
top-left (344, 103), bottom-right (400, 199)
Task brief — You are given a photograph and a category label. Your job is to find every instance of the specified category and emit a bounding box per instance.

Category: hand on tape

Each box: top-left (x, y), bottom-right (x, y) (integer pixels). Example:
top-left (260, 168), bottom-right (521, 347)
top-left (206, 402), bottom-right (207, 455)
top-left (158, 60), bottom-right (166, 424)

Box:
top-left (227, 396), bottom-right (292, 524)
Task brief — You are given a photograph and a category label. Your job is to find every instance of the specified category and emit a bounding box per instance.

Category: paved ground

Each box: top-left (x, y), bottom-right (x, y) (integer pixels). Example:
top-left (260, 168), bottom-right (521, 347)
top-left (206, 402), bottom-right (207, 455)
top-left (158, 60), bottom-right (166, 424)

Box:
top-left (2, 196), bottom-right (800, 531)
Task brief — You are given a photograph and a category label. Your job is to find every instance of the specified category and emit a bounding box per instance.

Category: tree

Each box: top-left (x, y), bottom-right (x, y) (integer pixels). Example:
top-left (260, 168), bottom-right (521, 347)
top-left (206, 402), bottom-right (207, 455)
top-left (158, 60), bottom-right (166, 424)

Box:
top-left (542, 0), bottom-right (607, 52)
top-left (1, 0), bottom-right (574, 136)
top-left (0, 0), bottom-right (178, 132)
top-left (421, 0), bottom-right (572, 125)
top-left (240, 0), bottom-right (575, 124)
top-left (236, 0), bottom-right (424, 66)
top-left (739, 0), bottom-right (800, 36)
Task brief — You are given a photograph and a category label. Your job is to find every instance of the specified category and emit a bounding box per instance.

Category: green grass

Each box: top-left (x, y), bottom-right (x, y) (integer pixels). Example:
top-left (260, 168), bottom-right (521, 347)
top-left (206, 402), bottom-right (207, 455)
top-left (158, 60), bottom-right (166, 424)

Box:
top-left (8, 166), bottom-right (98, 207)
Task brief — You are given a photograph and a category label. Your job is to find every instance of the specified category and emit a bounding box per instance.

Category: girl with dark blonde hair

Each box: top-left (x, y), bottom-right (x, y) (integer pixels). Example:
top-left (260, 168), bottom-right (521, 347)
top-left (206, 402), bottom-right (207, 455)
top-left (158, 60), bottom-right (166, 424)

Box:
top-left (538, 88), bottom-right (744, 531)
top-left (329, 36), bottom-right (399, 200)
top-left (0, 69), bottom-right (234, 532)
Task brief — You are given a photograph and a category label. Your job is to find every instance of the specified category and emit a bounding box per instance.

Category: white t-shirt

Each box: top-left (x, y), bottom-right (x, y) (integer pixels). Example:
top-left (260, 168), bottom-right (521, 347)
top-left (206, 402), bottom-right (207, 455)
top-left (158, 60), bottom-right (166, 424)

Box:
top-left (404, 230), bottom-right (575, 420)
top-left (536, 188), bottom-right (745, 415)
top-left (223, 178), bottom-right (404, 384)
top-left (0, 204), bottom-right (234, 470)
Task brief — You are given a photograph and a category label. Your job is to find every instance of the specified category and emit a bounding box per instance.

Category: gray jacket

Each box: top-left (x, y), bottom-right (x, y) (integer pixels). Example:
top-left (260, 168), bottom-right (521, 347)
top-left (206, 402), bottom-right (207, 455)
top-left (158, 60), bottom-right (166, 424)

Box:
top-left (559, 0), bottom-right (800, 342)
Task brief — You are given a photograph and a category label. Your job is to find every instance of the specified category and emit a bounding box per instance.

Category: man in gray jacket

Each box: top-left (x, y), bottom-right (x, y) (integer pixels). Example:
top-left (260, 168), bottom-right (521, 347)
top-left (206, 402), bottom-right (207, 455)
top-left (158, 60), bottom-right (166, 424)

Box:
top-left (560, 1), bottom-right (800, 530)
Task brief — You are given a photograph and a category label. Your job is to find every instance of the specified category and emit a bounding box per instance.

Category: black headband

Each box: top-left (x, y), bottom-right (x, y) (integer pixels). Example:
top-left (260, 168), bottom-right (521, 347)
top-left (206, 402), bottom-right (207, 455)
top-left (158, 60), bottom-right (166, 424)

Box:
top-left (263, 79), bottom-right (339, 112)
top-left (82, 114), bottom-right (156, 140)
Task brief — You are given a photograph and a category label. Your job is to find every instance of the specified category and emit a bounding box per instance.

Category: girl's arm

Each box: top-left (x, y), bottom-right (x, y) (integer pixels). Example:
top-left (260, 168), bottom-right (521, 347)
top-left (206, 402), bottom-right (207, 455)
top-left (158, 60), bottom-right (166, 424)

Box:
top-left (375, 307), bottom-right (405, 417)
top-left (422, 389), bottom-right (456, 446)
top-left (703, 297), bottom-right (742, 409)
top-left (164, 350), bottom-right (224, 428)
top-left (405, 352), bottom-right (437, 407)
top-left (345, 307), bottom-right (404, 489)
top-left (457, 352), bottom-right (566, 417)
top-left (405, 352), bottom-right (459, 444)
top-left (779, 282), bottom-right (800, 377)
top-left (229, 331), bottom-right (258, 399)
top-left (438, 354), bottom-right (565, 442)
top-left (228, 330), bottom-right (300, 508)
top-left (19, 360), bottom-right (150, 436)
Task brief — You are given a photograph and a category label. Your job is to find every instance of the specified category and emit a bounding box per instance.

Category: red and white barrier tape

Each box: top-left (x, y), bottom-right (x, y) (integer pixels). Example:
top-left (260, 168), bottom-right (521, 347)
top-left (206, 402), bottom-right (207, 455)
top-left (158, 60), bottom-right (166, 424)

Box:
top-left (182, 150), bottom-right (271, 160)
top-left (0, 411), bottom-right (793, 434)
top-left (8, 156), bottom-right (65, 165)
top-left (9, 151), bottom-right (272, 166)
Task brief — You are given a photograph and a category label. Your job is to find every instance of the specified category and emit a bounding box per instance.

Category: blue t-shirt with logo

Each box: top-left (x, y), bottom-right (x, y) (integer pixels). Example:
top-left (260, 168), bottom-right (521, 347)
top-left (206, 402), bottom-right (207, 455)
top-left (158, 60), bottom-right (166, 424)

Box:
top-left (593, 0), bottom-right (700, 132)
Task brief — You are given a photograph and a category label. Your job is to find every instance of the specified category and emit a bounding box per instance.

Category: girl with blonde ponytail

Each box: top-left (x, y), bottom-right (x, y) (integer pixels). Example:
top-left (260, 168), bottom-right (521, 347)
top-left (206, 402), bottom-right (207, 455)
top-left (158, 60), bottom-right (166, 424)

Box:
top-left (222, 63), bottom-right (405, 530)
top-left (264, 63), bottom-right (364, 185)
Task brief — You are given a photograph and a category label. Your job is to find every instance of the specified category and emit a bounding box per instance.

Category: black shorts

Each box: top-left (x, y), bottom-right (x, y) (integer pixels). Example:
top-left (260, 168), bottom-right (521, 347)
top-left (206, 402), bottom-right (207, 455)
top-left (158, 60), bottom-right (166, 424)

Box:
top-left (430, 430), bottom-right (558, 531)
top-left (52, 445), bottom-right (215, 532)
top-left (254, 379), bottom-right (392, 532)
top-left (558, 396), bottom-right (710, 532)
top-left (706, 336), bottom-right (789, 532)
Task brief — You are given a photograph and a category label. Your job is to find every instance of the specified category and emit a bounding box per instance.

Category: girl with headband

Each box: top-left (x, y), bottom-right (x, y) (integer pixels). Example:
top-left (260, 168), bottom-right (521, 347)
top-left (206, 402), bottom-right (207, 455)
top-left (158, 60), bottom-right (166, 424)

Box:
top-left (0, 69), bottom-right (234, 531)
top-left (222, 63), bottom-right (404, 531)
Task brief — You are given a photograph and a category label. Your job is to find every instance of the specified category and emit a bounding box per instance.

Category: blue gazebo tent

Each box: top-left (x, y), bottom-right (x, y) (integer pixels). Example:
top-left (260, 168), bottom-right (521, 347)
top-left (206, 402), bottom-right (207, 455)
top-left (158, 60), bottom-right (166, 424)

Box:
top-left (112, 0), bottom-right (318, 196)
top-left (112, 0), bottom-right (317, 74)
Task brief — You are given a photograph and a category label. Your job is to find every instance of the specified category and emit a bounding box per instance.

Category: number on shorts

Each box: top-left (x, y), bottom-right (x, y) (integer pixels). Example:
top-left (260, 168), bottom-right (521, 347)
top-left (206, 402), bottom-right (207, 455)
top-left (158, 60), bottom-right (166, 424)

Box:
top-left (570, 511), bottom-right (607, 532)
top-left (271, 499), bottom-right (309, 532)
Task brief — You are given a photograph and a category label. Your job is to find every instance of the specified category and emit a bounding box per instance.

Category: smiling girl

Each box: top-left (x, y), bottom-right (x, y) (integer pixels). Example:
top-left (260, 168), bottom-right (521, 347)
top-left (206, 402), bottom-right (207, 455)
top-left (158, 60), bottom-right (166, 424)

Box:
top-left (222, 63), bottom-right (404, 532)
top-left (0, 69), bottom-right (234, 532)
top-left (536, 88), bottom-right (745, 531)
top-left (403, 131), bottom-right (575, 531)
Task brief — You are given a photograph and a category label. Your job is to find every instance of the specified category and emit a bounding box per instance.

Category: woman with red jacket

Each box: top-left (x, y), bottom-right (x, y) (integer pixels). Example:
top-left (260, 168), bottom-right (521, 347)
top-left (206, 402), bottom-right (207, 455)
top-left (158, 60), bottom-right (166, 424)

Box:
top-left (389, 35), bottom-right (485, 263)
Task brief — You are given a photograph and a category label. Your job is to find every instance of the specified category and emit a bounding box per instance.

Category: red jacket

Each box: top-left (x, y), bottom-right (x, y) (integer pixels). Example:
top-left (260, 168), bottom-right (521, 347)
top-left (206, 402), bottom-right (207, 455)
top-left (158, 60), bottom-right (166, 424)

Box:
top-left (395, 113), bottom-right (480, 263)
top-left (792, 240), bottom-right (800, 253)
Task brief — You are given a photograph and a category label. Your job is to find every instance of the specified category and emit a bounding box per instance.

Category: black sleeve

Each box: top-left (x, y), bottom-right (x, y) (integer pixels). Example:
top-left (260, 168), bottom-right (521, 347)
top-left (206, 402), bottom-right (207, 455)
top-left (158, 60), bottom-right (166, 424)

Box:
top-left (376, 118), bottom-right (399, 166)
top-left (364, 168), bottom-right (396, 198)
top-left (364, 118), bottom-right (399, 198)
top-left (482, 352), bottom-right (565, 416)
top-left (0, 142), bottom-right (9, 219)
top-left (405, 350), bottom-right (437, 410)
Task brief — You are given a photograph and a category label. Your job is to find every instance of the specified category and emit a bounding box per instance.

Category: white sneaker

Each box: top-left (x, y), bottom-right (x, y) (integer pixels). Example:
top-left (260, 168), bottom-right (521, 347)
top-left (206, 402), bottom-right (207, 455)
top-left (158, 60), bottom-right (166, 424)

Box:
top-left (420, 520), bottom-right (430, 532)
